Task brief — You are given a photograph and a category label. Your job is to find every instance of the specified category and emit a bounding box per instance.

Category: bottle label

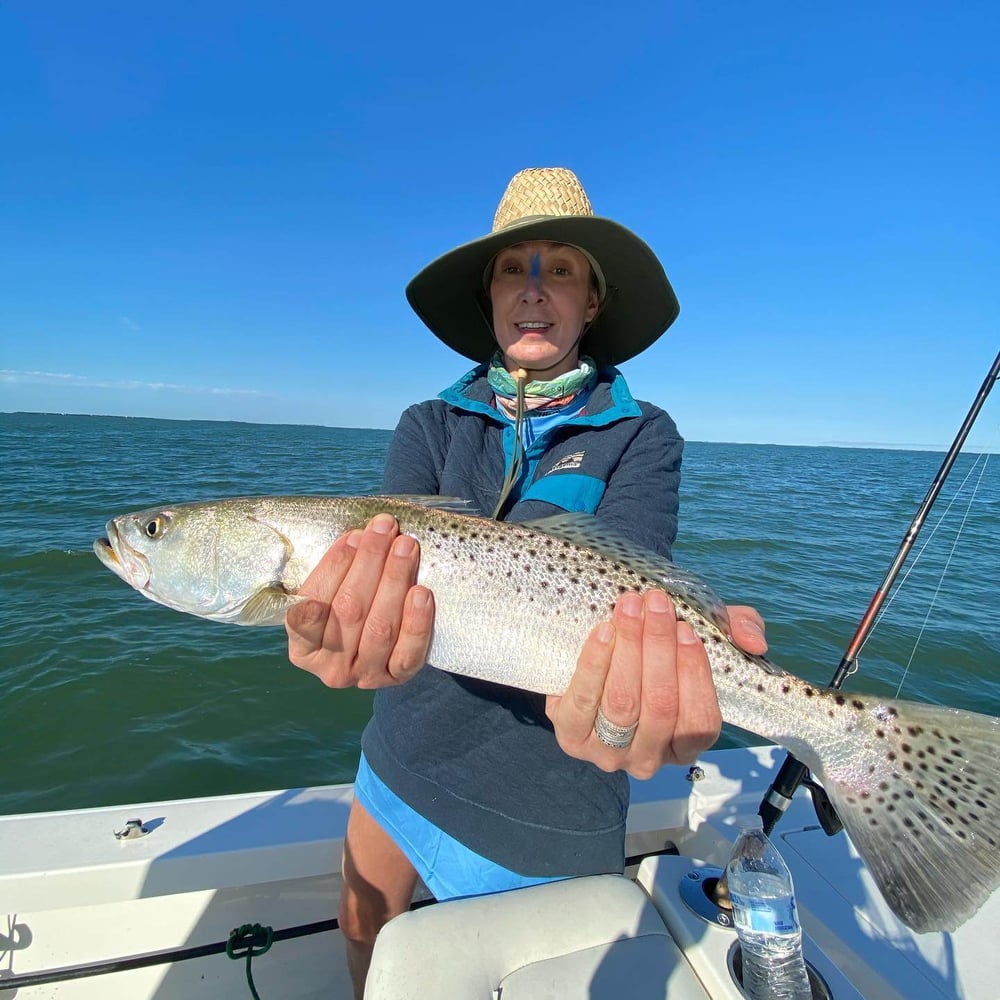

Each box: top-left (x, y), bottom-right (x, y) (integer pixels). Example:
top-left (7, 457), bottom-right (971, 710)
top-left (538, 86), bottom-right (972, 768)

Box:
top-left (730, 891), bottom-right (799, 934)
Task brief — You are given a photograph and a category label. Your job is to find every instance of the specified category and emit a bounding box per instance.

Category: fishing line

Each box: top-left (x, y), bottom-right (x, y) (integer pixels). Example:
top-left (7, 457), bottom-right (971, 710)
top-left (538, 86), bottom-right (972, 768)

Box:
top-left (891, 451), bottom-right (992, 698)
top-left (856, 448), bottom-right (993, 664)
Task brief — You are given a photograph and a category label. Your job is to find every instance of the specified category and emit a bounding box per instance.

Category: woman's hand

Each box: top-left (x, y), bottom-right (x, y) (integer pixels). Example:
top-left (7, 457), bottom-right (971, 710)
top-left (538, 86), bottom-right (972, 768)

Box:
top-left (545, 592), bottom-right (767, 779)
top-left (285, 514), bottom-right (435, 688)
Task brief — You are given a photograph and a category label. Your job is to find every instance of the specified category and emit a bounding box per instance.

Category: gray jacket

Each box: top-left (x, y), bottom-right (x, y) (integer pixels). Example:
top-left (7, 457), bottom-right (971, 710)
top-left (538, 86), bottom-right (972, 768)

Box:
top-left (361, 364), bottom-right (683, 877)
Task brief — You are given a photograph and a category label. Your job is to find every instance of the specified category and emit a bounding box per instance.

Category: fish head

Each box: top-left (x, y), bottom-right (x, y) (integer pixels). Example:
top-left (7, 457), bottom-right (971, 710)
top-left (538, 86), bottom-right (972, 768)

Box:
top-left (94, 500), bottom-right (294, 622)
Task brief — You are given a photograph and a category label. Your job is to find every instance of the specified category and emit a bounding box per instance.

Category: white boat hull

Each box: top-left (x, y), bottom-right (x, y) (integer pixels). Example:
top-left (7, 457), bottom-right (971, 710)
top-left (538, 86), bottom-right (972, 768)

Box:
top-left (2, 747), bottom-right (996, 998)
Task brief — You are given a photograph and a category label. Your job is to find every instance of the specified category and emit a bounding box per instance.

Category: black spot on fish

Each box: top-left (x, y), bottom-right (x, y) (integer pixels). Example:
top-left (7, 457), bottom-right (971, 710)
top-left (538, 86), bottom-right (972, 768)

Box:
top-left (723, 666), bottom-right (732, 674)
top-left (757, 684), bottom-right (765, 693)
top-left (781, 684), bottom-right (790, 694)
top-left (901, 742), bottom-right (912, 753)
top-left (875, 729), bottom-right (885, 739)
top-left (908, 726), bottom-right (923, 737)
top-left (835, 695), bottom-right (845, 706)
top-left (887, 752), bottom-right (897, 762)
top-left (804, 687), bottom-right (814, 697)
top-left (852, 700), bottom-right (864, 710)
top-left (589, 603), bottom-right (598, 612)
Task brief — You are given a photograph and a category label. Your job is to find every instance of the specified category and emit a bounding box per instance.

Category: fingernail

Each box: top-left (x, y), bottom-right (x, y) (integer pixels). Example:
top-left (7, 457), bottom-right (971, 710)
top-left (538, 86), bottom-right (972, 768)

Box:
top-left (393, 534), bottom-right (416, 557)
top-left (594, 621), bottom-right (615, 644)
top-left (646, 590), bottom-right (672, 613)
top-left (411, 588), bottom-right (430, 609)
top-left (678, 622), bottom-right (701, 645)
top-left (345, 529), bottom-right (363, 550)
top-left (370, 514), bottom-right (396, 535)
top-left (741, 618), bottom-right (764, 637)
top-left (619, 593), bottom-right (643, 618)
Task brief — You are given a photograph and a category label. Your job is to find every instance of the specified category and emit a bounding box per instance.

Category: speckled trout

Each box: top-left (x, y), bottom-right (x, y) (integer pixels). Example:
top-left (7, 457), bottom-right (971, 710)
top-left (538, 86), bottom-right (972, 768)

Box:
top-left (94, 494), bottom-right (999, 934)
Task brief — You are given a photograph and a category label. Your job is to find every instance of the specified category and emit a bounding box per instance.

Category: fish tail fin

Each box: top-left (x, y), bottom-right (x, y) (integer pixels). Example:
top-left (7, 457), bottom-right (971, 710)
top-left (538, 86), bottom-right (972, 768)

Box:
top-left (814, 699), bottom-right (1000, 933)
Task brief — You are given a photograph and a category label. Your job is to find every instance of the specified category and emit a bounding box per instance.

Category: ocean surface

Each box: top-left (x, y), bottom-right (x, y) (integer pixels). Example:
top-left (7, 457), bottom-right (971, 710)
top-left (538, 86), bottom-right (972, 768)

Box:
top-left (2, 411), bottom-right (998, 816)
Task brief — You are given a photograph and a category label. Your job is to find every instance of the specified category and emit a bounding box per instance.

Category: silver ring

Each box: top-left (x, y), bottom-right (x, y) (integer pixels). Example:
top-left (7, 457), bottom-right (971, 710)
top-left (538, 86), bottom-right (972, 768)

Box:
top-left (594, 707), bottom-right (638, 749)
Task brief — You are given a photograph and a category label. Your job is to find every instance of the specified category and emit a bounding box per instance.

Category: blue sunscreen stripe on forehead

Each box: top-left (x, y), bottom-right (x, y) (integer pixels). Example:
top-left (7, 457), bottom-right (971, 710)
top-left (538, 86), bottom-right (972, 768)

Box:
top-left (529, 252), bottom-right (541, 279)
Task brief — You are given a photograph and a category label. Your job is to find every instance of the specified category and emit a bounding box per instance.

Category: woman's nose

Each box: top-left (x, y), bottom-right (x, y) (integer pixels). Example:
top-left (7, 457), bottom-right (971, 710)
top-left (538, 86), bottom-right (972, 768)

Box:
top-left (521, 252), bottom-right (545, 301)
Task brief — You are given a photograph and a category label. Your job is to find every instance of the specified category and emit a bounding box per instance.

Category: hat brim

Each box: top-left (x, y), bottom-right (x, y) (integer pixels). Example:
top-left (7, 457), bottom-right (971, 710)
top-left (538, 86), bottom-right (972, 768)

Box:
top-left (405, 215), bottom-right (680, 366)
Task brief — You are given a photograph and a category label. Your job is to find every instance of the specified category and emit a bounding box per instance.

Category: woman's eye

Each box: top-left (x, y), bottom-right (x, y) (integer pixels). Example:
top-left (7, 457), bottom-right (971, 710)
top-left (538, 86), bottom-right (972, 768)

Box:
top-left (552, 266), bottom-right (570, 276)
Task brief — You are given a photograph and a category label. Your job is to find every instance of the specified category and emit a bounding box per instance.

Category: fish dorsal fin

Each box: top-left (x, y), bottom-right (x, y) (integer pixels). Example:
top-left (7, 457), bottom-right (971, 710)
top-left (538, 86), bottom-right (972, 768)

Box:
top-left (523, 513), bottom-right (732, 635)
top-left (385, 496), bottom-right (480, 516)
top-left (236, 584), bottom-right (305, 626)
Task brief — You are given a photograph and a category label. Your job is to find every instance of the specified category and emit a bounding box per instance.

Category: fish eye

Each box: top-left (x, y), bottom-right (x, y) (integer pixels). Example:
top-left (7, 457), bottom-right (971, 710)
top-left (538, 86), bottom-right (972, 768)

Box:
top-left (144, 515), bottom-right (168, 539)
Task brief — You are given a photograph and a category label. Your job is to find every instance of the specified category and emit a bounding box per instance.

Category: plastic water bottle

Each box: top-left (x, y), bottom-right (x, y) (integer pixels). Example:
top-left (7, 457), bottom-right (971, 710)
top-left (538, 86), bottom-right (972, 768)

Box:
top-left (726, 816), bottom-right (811, 1000)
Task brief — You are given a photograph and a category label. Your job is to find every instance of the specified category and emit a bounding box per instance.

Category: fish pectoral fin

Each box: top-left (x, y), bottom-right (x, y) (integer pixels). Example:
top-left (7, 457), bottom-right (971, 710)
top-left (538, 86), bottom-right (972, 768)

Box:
top-left (237, 584), bottom-right (305, 626)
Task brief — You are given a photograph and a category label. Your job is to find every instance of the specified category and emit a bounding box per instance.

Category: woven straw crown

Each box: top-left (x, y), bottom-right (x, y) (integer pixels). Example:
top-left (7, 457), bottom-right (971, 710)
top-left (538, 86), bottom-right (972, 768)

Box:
top-left (492, 168), bottom-right (595, 231)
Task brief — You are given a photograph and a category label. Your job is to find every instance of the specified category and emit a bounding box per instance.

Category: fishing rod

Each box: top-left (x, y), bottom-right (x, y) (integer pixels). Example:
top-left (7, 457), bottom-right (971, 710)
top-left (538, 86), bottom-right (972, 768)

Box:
top-left (759, 348), bottom-right (1000, 837)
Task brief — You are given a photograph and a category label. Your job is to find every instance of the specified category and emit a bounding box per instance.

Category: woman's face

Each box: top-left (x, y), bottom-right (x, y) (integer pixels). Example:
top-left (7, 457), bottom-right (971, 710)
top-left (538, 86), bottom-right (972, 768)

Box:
top-left (489, 241), bottom-right (599, 379)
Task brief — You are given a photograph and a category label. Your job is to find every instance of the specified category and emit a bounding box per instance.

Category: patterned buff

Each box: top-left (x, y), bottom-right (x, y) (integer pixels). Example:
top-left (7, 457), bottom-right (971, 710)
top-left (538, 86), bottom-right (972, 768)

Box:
top-left (487, 351), bottom-right (598, 416)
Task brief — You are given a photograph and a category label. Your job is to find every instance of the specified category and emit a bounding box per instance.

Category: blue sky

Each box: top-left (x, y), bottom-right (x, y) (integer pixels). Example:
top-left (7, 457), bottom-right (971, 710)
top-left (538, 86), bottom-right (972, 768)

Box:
top-left (1, 2), bottom-right (997, 450)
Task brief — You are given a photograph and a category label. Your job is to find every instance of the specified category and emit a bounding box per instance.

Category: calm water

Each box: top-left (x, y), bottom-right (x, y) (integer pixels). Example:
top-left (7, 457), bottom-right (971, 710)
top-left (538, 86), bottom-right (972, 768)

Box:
top-left (2, 412), bottom-right (998, 815)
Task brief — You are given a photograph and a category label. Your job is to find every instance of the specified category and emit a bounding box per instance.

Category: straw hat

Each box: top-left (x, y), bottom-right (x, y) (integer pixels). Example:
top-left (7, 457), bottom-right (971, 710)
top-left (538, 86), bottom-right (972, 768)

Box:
top-left (405, 167), bottom-right (680, 366)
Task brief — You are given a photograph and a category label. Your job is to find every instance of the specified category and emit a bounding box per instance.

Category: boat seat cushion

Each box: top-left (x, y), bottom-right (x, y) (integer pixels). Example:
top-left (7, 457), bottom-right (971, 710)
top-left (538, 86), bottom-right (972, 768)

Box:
top-left (364, 873), bottom-right (710, 999)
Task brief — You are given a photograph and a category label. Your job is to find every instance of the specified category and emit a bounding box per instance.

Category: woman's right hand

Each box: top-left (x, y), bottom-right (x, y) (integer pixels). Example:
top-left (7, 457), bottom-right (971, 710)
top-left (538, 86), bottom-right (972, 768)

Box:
top-left (286, 514), bottom-right (434, 688)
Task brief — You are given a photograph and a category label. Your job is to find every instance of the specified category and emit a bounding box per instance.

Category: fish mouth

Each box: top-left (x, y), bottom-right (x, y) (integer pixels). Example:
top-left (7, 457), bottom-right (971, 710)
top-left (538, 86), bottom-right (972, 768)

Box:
top-left (93, 521), bottom-right (151, 589)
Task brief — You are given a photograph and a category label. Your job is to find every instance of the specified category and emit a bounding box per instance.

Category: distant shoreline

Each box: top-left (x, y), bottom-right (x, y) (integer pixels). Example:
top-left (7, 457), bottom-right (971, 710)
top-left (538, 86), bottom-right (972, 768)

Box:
top-left (4, 409), bottom-right (995, 455)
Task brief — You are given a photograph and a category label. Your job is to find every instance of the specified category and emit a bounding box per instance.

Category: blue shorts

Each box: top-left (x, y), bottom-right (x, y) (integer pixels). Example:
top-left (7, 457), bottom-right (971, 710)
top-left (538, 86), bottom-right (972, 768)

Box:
top-left (353, 752), bottom-right (566, 901)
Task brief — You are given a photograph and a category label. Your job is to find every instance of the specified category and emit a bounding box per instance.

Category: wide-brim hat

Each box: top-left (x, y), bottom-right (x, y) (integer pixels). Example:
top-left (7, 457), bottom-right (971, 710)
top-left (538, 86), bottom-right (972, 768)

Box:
top-left (405, 167), bottom-right (680, 366)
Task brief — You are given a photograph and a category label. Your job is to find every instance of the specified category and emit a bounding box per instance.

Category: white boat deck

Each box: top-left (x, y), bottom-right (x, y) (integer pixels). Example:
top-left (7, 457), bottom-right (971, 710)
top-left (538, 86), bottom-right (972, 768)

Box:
top-left (1, 747), bottom-right (996, 998)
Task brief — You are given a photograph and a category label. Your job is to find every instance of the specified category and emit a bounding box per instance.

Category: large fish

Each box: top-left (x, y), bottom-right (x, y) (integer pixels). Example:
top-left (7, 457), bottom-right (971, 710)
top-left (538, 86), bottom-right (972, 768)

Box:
top-left (94, 494), bottom-right (1000, 934)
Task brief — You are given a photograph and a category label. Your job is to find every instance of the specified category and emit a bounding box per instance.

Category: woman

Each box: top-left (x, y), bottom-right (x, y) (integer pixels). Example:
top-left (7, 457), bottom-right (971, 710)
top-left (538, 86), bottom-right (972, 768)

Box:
top-left (286, 167), bottom-right (767, 996)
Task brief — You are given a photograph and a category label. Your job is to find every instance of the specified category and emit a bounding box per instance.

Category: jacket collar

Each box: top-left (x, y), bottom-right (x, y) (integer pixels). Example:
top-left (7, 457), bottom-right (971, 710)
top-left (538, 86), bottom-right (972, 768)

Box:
top-left (438, 364), bottom-right (642, 426)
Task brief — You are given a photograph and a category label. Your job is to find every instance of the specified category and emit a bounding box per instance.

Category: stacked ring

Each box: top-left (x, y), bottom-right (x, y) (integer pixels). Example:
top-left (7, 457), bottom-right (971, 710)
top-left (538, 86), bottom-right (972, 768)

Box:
top-left (594, 707), bottom-right (639, 750)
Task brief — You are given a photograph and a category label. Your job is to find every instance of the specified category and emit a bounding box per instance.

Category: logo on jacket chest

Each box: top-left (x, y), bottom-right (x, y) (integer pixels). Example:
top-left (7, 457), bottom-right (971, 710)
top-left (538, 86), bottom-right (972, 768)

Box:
top-left (546, 451), bottom-right (586, 474)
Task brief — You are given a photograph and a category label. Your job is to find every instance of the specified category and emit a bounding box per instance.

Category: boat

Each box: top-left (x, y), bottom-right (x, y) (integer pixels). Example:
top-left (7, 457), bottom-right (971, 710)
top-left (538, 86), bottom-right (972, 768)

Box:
top-left (2, 741), bottom-right (997, 998)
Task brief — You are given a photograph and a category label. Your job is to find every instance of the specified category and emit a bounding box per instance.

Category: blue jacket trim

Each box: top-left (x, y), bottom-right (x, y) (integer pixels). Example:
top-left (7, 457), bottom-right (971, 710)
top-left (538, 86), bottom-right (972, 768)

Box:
top-left (521, 472), bottom-right (607, 513)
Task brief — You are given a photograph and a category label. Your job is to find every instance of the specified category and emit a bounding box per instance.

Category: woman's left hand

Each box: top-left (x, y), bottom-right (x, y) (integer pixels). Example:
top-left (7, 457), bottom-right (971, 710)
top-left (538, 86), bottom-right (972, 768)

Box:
top-left (545, 592), bottom-right (767, 779)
